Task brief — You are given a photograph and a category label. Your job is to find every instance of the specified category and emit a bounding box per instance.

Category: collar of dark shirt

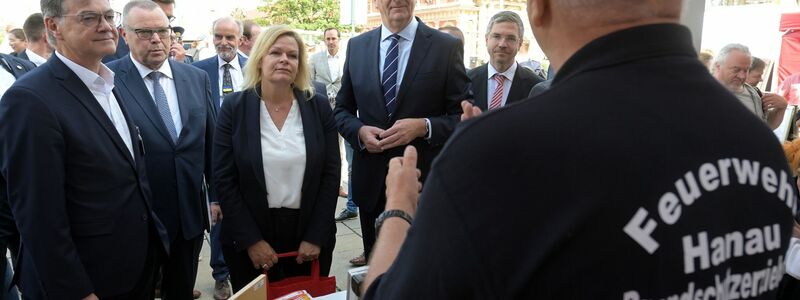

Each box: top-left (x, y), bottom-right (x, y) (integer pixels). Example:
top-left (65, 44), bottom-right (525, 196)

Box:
top-left (553, 23), bottom-right (696, 86)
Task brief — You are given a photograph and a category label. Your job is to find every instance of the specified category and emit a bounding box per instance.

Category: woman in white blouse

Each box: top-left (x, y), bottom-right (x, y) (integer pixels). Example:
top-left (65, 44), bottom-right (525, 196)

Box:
top-left (213, 25), bottom-right (340, 291)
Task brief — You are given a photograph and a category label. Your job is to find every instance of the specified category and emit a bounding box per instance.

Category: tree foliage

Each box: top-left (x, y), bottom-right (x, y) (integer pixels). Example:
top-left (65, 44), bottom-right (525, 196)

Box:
top-left (257, 0), bottom-right (341, 31)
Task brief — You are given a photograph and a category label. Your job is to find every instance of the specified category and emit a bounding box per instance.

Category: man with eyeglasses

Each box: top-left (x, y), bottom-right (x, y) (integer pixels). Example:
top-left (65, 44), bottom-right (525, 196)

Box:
top-left (467, 11), bottom-right (542, 112)
top-left (105, 1), bottom-right (215, 299)
top-left (0, 0), bottom-right (170, 299)
top-left (103, 0), bottom-right (188, 64)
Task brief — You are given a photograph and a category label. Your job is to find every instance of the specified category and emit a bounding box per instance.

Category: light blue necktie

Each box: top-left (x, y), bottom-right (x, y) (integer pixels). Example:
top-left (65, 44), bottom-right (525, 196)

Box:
top-left (382, 34), bottom-right (400, 117)
top-left (148, 71), bottom-right (178, 143)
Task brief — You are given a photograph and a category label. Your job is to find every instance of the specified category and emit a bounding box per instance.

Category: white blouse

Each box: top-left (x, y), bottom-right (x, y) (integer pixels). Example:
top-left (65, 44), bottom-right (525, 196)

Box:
top-left (259, 99), bottom-right (306, 209)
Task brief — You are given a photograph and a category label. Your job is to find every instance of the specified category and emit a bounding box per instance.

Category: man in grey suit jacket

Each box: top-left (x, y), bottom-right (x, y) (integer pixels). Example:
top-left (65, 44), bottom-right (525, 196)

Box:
top-left (310, 27), bottom-right (358, 223)
top-left (468, 11), bottom-right (542, 111)
top-left (310, 28), bottom-right (343, 105)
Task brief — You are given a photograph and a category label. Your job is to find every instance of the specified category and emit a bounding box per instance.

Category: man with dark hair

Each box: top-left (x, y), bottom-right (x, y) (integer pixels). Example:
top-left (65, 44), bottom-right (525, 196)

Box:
top-left (468, 11), bottom-right (541, 111)
top-left (237, 19), bottom-right (261, 57)
top-left (311, 27), bottom-right (358, 224)
top-left (20, 13), bottom-right (53, 66)
top-left (0, 0), bottom-right (170, 298)
top-left (364, 0), bottom-right (796, 298)
top-left (107, 1), bottom-right (216, 299)
top-left (747, 57), bottom-right (766, 91)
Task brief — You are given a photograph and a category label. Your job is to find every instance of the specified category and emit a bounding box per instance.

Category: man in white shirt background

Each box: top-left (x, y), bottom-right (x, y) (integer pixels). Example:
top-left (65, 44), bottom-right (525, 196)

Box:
top-left (310, 27), bottom-right (357, 222)
top-left (237, 19), bottom-right (262, 58)
top-left (18, 13), bottom-right (54, 67)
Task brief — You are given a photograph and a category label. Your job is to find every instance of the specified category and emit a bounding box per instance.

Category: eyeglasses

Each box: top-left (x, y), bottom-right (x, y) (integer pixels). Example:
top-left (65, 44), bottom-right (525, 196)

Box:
top-left (167, 16), bottom-right (176, 23)
top-left (60, 11), bottom-right (121, 27)
top-left (130, 27), bottom-right (173, 40)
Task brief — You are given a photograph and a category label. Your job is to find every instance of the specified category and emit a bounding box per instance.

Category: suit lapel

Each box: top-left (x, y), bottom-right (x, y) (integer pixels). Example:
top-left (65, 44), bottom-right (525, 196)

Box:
top-left (295, 90), bottom-right (318, 205)
top-left (170, 61), bottom-right (191, 141)
top-left (245, 90), bottom-right (268, 193)
top-left (394, 20), bottom-right (433, 116)
top-left (366, 29), bottom-right (388, 118)
top-left (208, 59), bottom-right (220, 108)
top-left (318, 53), bottom-right (332, 83)
top-left (507, 65), bottom-right (530, 105)
top-left (51, 57), bottom-right (136, 168)
top-left (118, 57), bottom-right (175, 146)
top-left (474, 65), bottom-right (489, 111)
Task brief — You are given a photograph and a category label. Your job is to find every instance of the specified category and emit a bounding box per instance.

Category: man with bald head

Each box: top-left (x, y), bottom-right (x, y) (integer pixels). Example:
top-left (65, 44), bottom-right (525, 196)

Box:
top-left (363, 0), bottom-right (795, 298)
top-left (107, 1), bottom-right (216, 299)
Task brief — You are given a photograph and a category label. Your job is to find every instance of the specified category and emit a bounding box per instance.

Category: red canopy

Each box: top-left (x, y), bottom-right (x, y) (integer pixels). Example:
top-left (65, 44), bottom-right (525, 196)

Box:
top-left (778, 12), bottom-right (800, 96)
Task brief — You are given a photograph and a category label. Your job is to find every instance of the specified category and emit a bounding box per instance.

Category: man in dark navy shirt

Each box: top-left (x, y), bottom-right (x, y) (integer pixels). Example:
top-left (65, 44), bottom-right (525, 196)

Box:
top-left (363, 0), bottom-right (797, 299)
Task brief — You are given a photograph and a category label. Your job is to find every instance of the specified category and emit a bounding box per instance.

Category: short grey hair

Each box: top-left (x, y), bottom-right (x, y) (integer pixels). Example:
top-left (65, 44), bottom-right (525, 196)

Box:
top-left (40, 0), bottom-right (64, 49)
top-left (486, 11), bottom-right (524, 40)
top-left (212, 17), bottom-right (243, 37)
top-left (123, 0), bottom-right (162, 28)
top-left (715, 43), bottom-right (752, 66)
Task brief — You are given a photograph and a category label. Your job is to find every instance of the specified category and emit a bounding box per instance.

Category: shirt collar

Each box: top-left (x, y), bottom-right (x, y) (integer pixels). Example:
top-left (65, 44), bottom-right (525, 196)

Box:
top-left (218, 54), bottom-right (241, 71)
top-left (381, 17), bottom-right (419, 43)
top-left (55, 51), bottom-right (115, 94)
top-left (327, 50), bottom-right (339, 59)
top-left (25, 49), bottom-right (47, 66)
top-left (237, 49), bottom-right (249, 60)
top-left (487, 62), bottom-right (517, 82)
top-left (130, 53), bottom-right (173, 80)
top-left (553, 23), bottom-right (695, 85)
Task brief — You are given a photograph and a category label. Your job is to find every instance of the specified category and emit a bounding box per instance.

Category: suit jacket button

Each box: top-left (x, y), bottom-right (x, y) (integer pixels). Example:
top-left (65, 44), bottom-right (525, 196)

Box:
top-left (141, 214), bottom-right (148, 221)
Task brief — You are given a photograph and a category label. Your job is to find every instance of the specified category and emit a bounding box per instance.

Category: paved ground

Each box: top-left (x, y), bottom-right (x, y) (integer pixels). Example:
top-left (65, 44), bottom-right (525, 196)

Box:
top-left (192, 196), bottom-right (362, 299)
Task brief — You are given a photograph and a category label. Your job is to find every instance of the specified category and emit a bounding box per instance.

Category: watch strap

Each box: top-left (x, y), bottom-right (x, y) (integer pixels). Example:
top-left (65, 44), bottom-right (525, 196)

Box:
top-left (375, 209), bottom-right (413, 236)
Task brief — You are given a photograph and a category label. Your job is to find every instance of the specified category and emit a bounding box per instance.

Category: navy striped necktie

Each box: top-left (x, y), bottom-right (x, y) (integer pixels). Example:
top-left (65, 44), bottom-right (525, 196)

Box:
top-left (382, 34), bottom-right (400, 117)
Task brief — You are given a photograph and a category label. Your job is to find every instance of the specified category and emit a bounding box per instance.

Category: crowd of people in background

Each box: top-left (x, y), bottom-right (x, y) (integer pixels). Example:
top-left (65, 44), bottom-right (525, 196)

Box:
top-left (0, 0), bottom-right (799, 299)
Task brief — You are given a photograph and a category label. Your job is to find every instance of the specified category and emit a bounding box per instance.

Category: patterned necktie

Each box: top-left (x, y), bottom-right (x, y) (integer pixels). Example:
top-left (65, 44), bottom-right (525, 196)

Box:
top-left (148, 71), bottom-right (178, 143)
top-left (382, 34), bottom-right (400, 117)
top-left (222, 63), bottom-right (233, 97)
top-left (489, 73), bottom-right (506, 110)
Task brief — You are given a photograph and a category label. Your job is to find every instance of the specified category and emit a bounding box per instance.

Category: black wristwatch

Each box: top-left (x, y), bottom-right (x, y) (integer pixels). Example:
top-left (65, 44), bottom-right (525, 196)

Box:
top-left (375, 209), bottom-right (413, 235)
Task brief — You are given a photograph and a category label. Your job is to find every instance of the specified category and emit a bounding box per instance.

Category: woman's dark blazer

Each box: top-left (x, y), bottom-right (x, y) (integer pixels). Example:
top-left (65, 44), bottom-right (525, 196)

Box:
top-left (213, 87), bottom-right (341, 251)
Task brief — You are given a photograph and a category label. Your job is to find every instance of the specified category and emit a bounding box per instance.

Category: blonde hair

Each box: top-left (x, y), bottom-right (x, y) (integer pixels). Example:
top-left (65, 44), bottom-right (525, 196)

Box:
top-left (242, 25), bottom-right (313, 97)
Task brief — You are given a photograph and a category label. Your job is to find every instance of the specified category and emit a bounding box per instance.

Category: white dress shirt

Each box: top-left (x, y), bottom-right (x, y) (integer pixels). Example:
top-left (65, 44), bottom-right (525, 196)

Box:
top-left (25, 49), bottom-right (47, 67)
top-left (379, 17), bottom-right (418, 90)
top-left (327, 52), bottom-right (341, 82)
top-left (260, 99), bottom-right (306, 209)
top-left (487, 62), bottom-right (517, 108)
top-left (217, 55), bottom-right (244, 107)
top-left (377, 18), bottom-right (431, 139)
top-left (131, 55), bottom-right (183, 135)
top-left (0, 63), bottom-right (16, 100)
top-left (56, 51), bottom-right (134, 159)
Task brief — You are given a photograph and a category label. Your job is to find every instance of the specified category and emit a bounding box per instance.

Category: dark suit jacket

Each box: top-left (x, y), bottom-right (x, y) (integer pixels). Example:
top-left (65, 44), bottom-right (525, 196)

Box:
top-left (0, 55), bottom-right (169, 298)
top-left (101, 33), bottom-right (130, 64)
top-left (467, 64), bottom-right (543, 111)
top-left (0, 53), bottom-right (35, 257)
top-left (11, 51), bottom-right (28, 62)
top-left (214, 88), bottom-right (340, 251)
top-left (334, 18), bottom-right (469, 211)
top-left (193, 55), bottom-right (248, 108)
top-left (107, 56), bottom-right (216, 242)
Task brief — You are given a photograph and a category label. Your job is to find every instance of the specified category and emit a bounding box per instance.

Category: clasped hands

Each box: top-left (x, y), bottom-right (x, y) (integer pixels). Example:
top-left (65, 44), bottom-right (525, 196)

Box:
top-left (358, 118), bottom-right (427, 153)
top-left (247, 240), bottom-right (321, 270)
